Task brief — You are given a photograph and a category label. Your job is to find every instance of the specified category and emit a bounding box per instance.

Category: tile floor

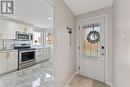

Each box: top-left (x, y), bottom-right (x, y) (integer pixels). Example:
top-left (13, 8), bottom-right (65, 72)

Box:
top-left (0, 61), bottom-right (53, 87)
top-left (69, 75), bottom-right (110, 87)
top-left (0, 62), bottom-right (110, 87)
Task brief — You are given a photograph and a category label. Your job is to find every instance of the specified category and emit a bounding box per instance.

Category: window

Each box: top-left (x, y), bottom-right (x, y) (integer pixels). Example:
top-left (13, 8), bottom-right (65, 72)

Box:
top-left (44, 33), bottom-right (53, 46)
top-left (33, 31), bottom-right (43, 46)
top-left (83, 24), bottom-right (101, 59)
top-left (33, 31), bottom-right (53, 47)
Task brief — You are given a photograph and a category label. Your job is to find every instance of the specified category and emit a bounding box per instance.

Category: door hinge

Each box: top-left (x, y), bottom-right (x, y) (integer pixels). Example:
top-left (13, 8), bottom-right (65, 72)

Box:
top-left (78, 66), bottom-right (80, 70)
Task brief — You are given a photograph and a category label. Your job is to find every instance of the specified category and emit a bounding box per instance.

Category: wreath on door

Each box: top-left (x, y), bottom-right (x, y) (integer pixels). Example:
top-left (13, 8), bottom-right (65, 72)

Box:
top-left (87, 31), bottom-right (100, 43)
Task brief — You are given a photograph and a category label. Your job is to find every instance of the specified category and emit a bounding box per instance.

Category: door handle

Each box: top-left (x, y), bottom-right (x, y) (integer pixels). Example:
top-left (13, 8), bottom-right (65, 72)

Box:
top-left (101, 46), bottom-right (106, 56)
top-left (102, 46), bottom-right (105, 49)
top-left (102, 53), bottom-right (106, 56)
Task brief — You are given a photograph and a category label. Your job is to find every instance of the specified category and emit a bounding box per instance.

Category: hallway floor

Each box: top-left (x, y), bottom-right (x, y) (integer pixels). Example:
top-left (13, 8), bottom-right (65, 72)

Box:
top-left (69, 75), bottom-right (110, 87)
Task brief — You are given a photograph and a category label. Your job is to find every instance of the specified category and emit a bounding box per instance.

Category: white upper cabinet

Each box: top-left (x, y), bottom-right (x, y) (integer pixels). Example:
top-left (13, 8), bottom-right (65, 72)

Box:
top-left (0, 19), bottom-right (34, 40)
top-left (15, 23), bottom-right (33, 33)
top-left (0, 20), bottom-right (16, 39)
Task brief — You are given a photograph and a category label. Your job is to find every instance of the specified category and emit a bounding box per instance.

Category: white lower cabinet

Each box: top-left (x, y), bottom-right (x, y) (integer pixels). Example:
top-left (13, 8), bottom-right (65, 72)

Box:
top-left (0, 51), bottom-right (18, 75)
top-left (36, 48), bottom-right (50, 63)
top-left (0, 52), bottom-right (7, 75)
top-left (7, 51), bottom-right (18, 72)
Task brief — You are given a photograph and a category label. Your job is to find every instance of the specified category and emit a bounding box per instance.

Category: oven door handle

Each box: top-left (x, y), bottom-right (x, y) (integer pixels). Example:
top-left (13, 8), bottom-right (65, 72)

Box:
top-left (19, 50), bottom-right (36, 53)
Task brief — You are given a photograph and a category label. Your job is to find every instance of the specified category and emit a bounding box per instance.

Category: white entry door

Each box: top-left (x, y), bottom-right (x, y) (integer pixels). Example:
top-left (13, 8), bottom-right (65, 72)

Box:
top-left (79, 17), bottom-right (106, 82)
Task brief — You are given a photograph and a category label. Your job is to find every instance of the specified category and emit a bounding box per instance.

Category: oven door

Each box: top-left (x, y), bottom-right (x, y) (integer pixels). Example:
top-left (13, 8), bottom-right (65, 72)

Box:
top-left (19, 50), bottom-right (36, 69)
top-left (19, 50), bottom-right (35, 63)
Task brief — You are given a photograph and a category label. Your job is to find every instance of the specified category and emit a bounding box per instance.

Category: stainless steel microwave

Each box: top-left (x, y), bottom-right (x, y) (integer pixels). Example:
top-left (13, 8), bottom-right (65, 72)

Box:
top-left (16, 31), bottom-right (33, 41)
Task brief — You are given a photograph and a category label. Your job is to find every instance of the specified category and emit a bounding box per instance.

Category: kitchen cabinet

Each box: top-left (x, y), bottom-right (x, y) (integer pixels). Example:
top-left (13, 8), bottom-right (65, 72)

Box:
top-left (0, 51), bottom-right (18, 75)
top-left (0, 52), bottom-right (7, 75)
top-left (15, 23), bottom-right (33, 33)
top-left (0, 19), bottom-right (34, 40)
top-left (36, 47), bottom-right (50, 63)
top-left (7, 51), bottom-right (18, 72)
top-left (0, 20), bottom-right (15, 39)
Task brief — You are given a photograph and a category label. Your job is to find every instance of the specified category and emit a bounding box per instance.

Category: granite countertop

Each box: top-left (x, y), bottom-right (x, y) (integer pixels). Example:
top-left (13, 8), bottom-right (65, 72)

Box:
top-left (0, 46), bottom-right (50, 53)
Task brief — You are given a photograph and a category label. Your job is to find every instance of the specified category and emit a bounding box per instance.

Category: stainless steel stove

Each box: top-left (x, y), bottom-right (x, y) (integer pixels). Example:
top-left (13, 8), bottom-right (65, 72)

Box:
top-left (14, 44), bottom-right (36, 70)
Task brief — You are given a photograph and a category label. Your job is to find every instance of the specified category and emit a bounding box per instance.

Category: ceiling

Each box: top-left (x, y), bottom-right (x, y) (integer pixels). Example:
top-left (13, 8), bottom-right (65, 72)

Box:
top-left (64, 0), bottom-right (113, 15)
top-left (15, 0), bottom-right (53, 29)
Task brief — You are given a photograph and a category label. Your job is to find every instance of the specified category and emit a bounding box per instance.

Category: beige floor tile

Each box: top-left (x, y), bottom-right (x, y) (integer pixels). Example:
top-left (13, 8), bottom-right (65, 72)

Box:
top-left (93, 80), bottom-right (105, 87)
top-left (69, 75), bottom-right (110, 87)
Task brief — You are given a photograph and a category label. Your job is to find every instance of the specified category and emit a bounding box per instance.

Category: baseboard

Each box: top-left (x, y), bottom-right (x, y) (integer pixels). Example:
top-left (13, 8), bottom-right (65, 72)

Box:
top-left (64, 72), bottom-right (78, 87)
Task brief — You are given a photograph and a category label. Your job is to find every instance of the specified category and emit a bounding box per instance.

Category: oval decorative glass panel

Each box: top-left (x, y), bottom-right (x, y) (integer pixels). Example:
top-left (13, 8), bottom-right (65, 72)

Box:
top-left (87, 31), bottom-right (100, 43)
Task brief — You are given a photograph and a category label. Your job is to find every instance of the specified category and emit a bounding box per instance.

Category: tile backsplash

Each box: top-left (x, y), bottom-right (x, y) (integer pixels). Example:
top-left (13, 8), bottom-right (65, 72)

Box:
top-left (0, 39), bottom-right (33, 50)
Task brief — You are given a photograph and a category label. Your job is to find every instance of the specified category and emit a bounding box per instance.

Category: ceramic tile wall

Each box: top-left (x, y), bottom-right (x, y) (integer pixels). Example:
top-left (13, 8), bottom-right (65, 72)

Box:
top-left (0, 39), bottom-right (33, 50)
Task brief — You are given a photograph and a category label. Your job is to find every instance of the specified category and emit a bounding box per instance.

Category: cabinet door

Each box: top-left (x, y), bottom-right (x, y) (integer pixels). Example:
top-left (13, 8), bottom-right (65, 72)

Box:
top-left (0, 53), bottom-right (7, 75)
top-left (36, 48), bottom-right (50, 63)
top-left (42, 48), bottom-right (50, 60)
top-left (15, 23), bottom-right (33, 33)
top-left (7, 51), bottom-right (18, 72)
top-left (0, 20), bottom-right (15, 39)
top-left (36, 49), bottom-right (43, 63)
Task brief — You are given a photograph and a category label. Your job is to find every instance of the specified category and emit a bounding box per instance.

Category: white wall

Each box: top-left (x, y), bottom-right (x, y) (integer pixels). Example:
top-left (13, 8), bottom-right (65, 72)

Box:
top-left (112, 0), bottom-right (130, 87)
top-left (53, 0), bottom-right (76, 87)
top-left (76, 6), bottom-right (112, 85)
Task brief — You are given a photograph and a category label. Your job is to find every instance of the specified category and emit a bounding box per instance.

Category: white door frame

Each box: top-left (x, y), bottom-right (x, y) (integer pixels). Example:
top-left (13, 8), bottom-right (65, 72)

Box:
top-left (77, 15), bottom-right (108, 83)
